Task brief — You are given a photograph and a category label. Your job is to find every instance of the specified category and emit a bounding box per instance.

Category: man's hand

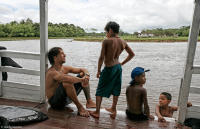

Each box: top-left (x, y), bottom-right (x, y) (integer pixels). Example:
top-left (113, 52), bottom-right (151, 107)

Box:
top-left (96, 71), bottom-right (100, 78)
top-left (81, 76), bottom-right (89, 87)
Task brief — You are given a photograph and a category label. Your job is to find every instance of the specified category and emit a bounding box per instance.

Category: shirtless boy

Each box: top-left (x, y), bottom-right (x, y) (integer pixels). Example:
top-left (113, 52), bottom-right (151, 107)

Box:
top-left (46, 47), bottom-right (95, 117)
top-left (155, 92), bottom-right (192, 122)
top-left (126, 67), bottom-right (154, 121)
top-left (90, 21), bottom-right (134, 118)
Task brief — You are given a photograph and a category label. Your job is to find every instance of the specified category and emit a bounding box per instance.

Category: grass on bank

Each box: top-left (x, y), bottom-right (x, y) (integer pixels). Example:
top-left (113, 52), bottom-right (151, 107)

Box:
top-left (74, 36), bottom-right (191, 42)
top-left (0, 36), bottom-right (200, 42)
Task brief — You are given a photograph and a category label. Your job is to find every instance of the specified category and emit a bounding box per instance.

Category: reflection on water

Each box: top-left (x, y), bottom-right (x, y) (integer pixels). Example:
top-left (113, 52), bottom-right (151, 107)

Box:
top-left (1, 39), bottom-right (200, 116)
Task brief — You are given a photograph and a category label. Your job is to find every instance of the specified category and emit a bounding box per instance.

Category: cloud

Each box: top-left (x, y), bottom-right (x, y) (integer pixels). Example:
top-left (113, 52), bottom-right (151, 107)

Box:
top-left (0, 0), bottom-right (194, 33)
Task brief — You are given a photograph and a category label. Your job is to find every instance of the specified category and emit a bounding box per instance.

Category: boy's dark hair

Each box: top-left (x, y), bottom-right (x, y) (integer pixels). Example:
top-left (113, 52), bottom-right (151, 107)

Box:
top-left (161, 92), bottom-right (172, 100)
top-left (48, 47), bottom-right (62, 65)
top-left (104, 21), bottom-right (120, 34)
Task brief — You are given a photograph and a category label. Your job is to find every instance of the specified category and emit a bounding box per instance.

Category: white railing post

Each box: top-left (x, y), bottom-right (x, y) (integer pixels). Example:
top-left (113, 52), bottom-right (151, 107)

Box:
top-left (178, 0), bottom-right (200, 124)
top-left (0, 56), bottom-right (2, 97)
top-left (40, 0), bottom-right (48, 103)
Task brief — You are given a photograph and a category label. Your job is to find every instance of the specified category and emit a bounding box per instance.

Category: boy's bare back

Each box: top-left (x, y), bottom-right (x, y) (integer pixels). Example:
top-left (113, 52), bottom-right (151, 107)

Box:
top-left (102, 37), bottom-right (127, 67)
top-left (126, 85), bottom-right (148, 114)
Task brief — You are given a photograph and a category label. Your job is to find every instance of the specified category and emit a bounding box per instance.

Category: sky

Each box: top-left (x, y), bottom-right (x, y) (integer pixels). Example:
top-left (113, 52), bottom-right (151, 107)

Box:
top-left (0, 0), bottom-right (194, 33)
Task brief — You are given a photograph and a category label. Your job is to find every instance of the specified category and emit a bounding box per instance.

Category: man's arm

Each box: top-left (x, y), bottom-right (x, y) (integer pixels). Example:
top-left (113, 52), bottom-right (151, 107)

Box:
top-left (97, 40), bottom-right (106, 78)
top-left (121, 44), bottom-right (134, 66)
top-left (52, 70), bottom-right (87, 84)
top-left (64, 66), bottom-right (89, 77)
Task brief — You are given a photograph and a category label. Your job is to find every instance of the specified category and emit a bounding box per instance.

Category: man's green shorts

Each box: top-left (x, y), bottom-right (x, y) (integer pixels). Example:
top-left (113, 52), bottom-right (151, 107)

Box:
top-left (96, 64), bottom-right (122, 98)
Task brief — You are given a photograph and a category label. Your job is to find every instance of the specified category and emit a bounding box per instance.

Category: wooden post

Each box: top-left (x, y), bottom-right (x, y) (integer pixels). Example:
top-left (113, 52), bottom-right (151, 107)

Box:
top-left (178, 0), bottom-right (200, 124)
top-left (0, 56), bottom-right (2, 97)
top-left (40, 0), bottom-right (48, 103)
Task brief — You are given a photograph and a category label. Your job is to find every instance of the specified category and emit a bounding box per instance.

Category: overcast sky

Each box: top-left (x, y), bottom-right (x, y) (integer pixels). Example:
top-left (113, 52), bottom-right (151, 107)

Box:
top-left (0, 0), bottom-right (194, 33)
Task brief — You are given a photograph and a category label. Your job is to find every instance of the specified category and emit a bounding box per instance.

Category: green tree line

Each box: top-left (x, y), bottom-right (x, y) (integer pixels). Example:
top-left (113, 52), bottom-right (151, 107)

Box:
top-left (0, 18), bottom-right (85, 37)
top-left (0, 18), bottom-right (192, 38)
top-left (134, 26), bottom-right (190, 37)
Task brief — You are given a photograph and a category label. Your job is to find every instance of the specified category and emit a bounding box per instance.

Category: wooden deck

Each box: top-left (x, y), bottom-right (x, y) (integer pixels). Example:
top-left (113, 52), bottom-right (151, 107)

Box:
top-left (0, 98), bottom-right (191, 129)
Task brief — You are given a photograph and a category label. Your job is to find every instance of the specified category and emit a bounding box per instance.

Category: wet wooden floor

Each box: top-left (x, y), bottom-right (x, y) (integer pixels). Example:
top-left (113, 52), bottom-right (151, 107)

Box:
top-left (0, 98), bottom-right (191, 129)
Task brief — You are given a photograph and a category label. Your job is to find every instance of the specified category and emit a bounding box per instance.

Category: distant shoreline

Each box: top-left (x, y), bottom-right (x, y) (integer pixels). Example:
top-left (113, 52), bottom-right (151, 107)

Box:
top-left (0, 36), bottom-right (197, 42)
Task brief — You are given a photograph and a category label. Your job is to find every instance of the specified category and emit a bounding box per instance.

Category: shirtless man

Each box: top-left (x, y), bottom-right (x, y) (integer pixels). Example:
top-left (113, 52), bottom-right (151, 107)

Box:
top-left (126, 67), bottom-right (154, 121)
top-left (46, 47), bottom-right (95, 117)
top-left (155, 92), bottom-right (192, 122)
top-left (90, 21), bottom-right (134, 118)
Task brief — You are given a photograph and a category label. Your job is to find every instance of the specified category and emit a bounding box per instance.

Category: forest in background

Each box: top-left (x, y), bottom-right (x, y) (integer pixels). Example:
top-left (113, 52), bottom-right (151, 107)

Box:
top-left (0, 18), bottom-right (192, 39)
top-left (0, 18), bottom-right (85, 38)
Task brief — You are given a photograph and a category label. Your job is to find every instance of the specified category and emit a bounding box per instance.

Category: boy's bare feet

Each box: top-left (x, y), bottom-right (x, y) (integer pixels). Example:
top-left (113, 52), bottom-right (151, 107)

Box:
top-left (89, 110), bottom-right (100, 118)
top-left (105, 107), bottom-right (117, 119)
top-left (110, 112), bottom-right (116, 119)
top-left (86, 99), bottom-right (96, 108)
top-left (78, 106), bottom-right (89, 117)
top-left (105, 107), bottom-right (116, 114)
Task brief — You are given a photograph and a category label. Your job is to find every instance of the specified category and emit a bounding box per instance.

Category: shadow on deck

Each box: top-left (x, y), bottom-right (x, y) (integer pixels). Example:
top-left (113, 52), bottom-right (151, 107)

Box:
top-left (0, 98), bottom-right (191, 129)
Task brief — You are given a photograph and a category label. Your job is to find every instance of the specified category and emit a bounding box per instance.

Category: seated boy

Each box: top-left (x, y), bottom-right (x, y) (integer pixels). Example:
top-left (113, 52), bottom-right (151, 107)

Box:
top-left (155, 92), bottom-right (192, 122)
top-left (126, 67), bottom-right (154, 121)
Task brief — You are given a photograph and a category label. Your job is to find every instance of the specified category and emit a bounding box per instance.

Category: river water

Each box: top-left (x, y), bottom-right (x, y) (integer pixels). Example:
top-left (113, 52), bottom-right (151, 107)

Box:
top-left (1, 39), bottom-right (200, 117)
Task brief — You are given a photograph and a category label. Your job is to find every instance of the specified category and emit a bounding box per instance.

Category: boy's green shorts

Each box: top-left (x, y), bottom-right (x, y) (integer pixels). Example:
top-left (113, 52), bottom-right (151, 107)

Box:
top-left (96, 64), bottom-right (122, 98)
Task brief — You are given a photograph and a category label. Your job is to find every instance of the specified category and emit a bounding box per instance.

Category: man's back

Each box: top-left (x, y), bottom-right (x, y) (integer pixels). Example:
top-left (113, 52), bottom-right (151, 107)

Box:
top-left (103, 37), bottom-right (126, 67)
top-left (126, 85), bottom-right (146, 114)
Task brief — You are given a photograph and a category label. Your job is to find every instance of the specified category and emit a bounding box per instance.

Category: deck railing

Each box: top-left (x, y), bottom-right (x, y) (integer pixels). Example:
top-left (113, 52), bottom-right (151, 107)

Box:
top-left (177, 0), bottom-right (200, 124)
top-left (0, 50), bottom-right (42, 102)
top-left (0, 0), bottom-right (48, 103)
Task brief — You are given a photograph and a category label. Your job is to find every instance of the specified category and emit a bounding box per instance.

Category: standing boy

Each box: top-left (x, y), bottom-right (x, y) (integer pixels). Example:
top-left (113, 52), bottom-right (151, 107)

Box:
top-left (126, 67), bottom-right (154, 121)
top-left (155, 92), bottom-right (192, 122)
top-left (90, 21), bottom-right (135, 118)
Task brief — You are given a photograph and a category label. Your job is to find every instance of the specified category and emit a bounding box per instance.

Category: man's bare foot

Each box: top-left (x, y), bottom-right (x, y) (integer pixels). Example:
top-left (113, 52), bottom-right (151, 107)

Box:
top-left (89, 110), bottom-right (100, 118)
top-left (78, 106), bottom-right (89, 117)
top-left (86, 99), bottom-right (96, 108)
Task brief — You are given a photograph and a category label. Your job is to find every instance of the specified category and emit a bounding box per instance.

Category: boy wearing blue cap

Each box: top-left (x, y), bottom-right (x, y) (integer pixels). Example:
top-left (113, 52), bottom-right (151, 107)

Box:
top-left (90, 21), bottom-right (134, 118)
top-left (126, 67), bottom-right (154, 121)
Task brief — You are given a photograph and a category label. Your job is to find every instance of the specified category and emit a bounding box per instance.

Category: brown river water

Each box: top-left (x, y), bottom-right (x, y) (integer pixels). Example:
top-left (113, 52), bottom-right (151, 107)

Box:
top-left (1, 39), bottom-right (200, 118)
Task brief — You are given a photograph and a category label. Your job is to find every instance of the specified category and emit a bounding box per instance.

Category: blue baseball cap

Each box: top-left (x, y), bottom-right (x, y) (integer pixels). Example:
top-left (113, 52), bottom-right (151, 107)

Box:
top-left (129, 67), bottom-right (150, 85)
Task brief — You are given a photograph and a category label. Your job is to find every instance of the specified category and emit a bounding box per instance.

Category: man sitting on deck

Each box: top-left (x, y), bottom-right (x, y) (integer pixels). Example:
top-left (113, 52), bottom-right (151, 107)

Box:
top-left (46, 47), bottom-right (95, 117)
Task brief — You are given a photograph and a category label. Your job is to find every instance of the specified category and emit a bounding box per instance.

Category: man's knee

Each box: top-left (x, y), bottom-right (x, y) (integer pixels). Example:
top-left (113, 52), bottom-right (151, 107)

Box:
top-left (62, 82), bottom-right (74, 89)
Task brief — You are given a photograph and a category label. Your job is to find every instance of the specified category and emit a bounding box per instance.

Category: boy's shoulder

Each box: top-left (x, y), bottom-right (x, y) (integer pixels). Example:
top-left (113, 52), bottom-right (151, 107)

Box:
top-left (103, 37), bottom-right (124, 42)
top-left (126, 85), bottom-right (146, 91)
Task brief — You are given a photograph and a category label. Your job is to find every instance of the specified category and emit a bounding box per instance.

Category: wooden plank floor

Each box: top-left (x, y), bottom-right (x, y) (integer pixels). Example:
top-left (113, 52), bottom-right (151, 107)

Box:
top-left (0, 98), bottom-right (191, 129)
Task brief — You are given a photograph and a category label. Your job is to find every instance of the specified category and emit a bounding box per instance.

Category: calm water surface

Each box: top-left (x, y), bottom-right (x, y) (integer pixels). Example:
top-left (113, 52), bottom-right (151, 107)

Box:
top-left (1, 39), bottom-right (200, 117)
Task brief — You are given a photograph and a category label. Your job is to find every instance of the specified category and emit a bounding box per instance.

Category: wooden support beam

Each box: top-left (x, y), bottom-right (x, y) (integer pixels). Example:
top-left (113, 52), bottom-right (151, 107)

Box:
top-left (178, 0), bottom-right (200, 124)
top-left (2, 81), bottom-right (40, 91)
top-left (0, 50), bottom-right (40, 60)
top-left (40, 0), bottom-right (48, 103)
top-left (0, 66), bottom-right (40, 76)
